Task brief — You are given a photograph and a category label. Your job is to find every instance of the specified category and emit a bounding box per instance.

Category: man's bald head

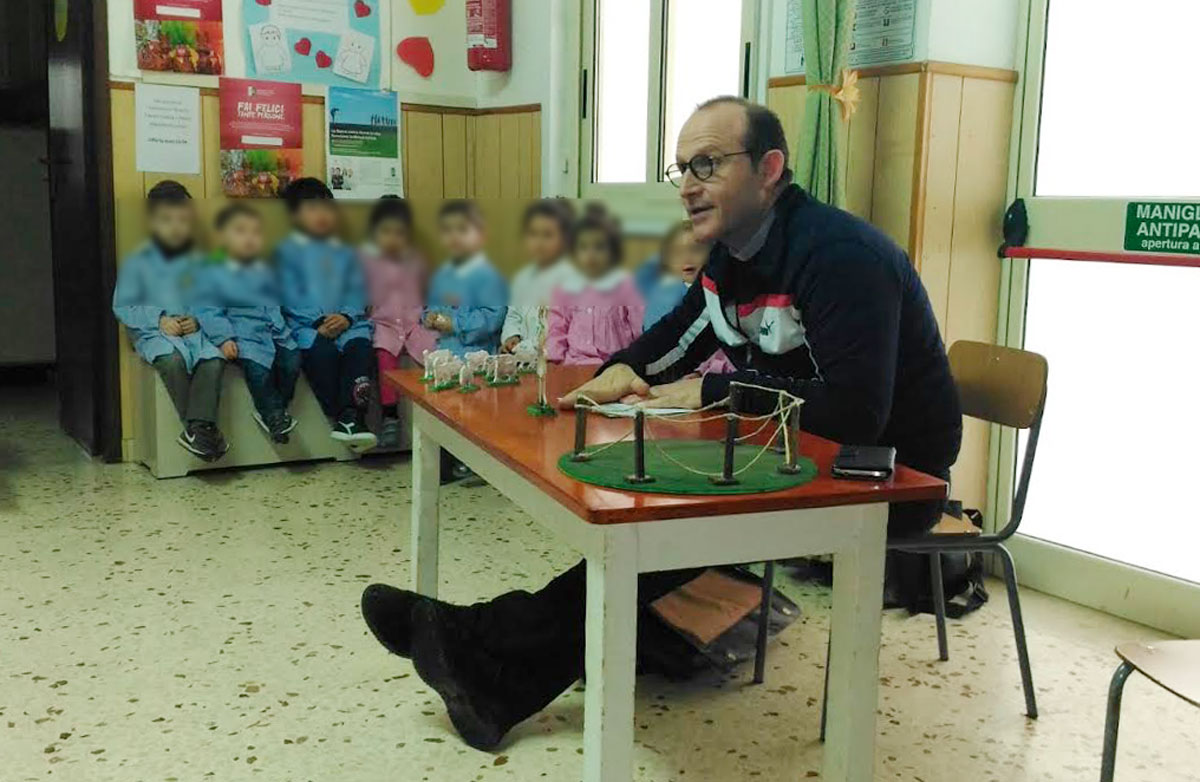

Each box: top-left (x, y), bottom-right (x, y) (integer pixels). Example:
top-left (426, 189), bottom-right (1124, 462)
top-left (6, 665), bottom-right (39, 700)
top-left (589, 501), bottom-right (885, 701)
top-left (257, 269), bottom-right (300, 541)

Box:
top-left (694, 96), bottom-right (792, 185)
top-left (674, 98), bottom-right (791, 246)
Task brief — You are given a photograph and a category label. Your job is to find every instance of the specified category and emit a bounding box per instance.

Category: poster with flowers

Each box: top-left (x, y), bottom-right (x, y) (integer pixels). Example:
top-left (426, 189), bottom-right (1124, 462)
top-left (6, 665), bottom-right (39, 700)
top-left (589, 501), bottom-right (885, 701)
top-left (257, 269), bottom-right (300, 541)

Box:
top-left (134, 0), bottom-right (224, 75)
top-left (219, 78), bottom-right (304, 198)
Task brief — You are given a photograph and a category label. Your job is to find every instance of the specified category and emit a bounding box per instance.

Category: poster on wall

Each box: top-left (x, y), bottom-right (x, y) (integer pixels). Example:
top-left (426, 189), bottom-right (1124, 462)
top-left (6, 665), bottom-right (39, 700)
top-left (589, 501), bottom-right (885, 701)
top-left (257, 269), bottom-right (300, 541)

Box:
top-left (242, 0), bottom-right (383, 88)
top-left (135, 83), bottom-right (202, 174)
top-left (325, 87), bottom-right (403, 199)
top-left (219, 78), bottom-right (304, 198)
top-left (784, 0), bottom-right (917, 74)
top-left (134, 0), bottom-right (224, 74)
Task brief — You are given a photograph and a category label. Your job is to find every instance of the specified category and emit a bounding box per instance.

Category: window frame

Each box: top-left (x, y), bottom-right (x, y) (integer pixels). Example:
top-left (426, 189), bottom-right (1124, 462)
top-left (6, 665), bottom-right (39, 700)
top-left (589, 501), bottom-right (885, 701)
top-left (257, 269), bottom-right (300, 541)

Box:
top-left (577, 0), bottom-right (766, 227)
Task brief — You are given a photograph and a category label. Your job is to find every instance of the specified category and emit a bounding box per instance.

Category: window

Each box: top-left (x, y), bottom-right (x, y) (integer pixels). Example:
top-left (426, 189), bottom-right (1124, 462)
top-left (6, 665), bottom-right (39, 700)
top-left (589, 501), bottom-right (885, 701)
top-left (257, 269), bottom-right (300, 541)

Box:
top-left (585, 0), bottom-right (757, 193)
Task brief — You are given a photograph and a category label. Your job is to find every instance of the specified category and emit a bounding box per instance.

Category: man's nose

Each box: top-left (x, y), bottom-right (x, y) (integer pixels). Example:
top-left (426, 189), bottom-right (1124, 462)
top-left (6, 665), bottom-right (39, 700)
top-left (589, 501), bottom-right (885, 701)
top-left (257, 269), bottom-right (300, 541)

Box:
top-left (679, 169), bottom-right (702, 198)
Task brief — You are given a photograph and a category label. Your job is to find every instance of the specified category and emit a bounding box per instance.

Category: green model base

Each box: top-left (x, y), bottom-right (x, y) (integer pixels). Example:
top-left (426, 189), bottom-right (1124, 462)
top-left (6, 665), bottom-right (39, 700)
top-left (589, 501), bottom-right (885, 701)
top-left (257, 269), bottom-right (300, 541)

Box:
top-left (458, 383), bottom-right (480, 394)
top-left (558, 440), bottom-right (817, 495)
top-left (526, 402), bottom-right (558, 417)
top-left (487, 377), bottom-right (521, 387)
top-left (431, 381), bottom-right (459, 392)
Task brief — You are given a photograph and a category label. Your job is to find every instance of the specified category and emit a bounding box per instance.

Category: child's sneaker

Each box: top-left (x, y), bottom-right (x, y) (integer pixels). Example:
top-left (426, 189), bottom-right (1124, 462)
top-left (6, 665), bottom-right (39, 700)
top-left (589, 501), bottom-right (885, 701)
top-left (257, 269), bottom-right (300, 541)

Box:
top-left (379, 417), bottom-right (400, 449)
top-left (268, 412), bottom-right (297, 444)
top-left (180, 421), bottom-right (229, 462)
top-left (351, 375), bottom-right (373, 410)
top-left (331, 410), bottom-right (377, 453)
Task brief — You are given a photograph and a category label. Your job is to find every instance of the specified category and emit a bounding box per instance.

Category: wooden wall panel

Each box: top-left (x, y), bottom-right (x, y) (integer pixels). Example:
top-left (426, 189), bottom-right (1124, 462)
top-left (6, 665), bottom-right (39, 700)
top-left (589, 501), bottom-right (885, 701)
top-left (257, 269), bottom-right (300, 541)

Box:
top-left (844, 76), bottom-right (880, 220)
top-left (870, 72), bottom-right (921, 251)
top-left (441, 113), bottom-right (469, 198)
top-left (111, 88), bottom-right (143, 449)
top-left (917, 73), bottom-right (965, 332)
top-left (404, 110), bottom-right (445, 201)
top-left (473, 114), bottom-right (502, 199)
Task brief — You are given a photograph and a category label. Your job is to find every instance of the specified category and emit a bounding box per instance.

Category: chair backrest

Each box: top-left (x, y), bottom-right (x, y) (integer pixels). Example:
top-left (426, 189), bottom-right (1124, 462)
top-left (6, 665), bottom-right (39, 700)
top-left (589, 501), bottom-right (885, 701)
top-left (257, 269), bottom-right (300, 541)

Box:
top-left (948, 341), bottom-right (1048, 429)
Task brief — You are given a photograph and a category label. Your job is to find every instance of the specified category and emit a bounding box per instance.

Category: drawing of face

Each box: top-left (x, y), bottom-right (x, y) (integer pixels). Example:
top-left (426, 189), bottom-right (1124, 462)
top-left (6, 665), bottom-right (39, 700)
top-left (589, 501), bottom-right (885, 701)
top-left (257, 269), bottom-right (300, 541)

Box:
top-left (261, 25), bottom-right (282, 46)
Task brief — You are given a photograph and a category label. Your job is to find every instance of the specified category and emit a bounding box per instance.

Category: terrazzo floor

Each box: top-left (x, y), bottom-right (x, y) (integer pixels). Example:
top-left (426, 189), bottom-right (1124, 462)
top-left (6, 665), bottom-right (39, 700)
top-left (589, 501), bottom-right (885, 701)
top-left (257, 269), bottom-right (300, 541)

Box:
top-left (2, 384), bottom-right (1198, 782)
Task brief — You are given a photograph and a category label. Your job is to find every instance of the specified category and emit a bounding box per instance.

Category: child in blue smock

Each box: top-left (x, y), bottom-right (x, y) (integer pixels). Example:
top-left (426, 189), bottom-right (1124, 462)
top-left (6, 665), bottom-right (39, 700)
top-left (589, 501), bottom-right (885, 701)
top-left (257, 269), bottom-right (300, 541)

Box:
top-left (423, 200), bottom-right (508, 357)
top-left (111, 180), bottom-right (228, 462)
top-left (275, 178), bottom-right (376, 453)
top-left (195, 204), bottom-right (301, 444)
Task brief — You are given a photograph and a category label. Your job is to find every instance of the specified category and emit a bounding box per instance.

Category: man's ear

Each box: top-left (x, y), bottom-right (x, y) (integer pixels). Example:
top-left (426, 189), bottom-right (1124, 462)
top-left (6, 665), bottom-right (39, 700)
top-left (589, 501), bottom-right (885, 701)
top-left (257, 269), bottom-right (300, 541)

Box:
top-left (758, 149), bottom-right (786, 189)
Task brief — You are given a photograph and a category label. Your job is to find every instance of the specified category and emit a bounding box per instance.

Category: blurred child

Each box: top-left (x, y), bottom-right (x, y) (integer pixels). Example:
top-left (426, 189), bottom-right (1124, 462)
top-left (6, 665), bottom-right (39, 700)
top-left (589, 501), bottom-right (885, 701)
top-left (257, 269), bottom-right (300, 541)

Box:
top-left (546, 205), bottom-right (643, 365)
top-left (112, 180), bottom-right (228, 461)
top-left (195, 204), bottom-right (300, 444)
top-left (644, 220), bottom-right (734, 374)
top-left (276, 178), bottom-right (376, 452)
top-left (424, 200), bottom-right (508, 357)
top-left (501, 199), bottom-right (575, 353)
top-left (360, 196), bottom-right (436, 448)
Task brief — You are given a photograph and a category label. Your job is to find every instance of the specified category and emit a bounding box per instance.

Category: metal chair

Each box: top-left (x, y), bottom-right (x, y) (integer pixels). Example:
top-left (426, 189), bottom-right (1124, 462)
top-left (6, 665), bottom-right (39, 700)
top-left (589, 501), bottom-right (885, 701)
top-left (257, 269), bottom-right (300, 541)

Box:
top-left (750, 342), bottom-right (1048, 727)
top-left (1100, 640), bottom-right (1200, 781)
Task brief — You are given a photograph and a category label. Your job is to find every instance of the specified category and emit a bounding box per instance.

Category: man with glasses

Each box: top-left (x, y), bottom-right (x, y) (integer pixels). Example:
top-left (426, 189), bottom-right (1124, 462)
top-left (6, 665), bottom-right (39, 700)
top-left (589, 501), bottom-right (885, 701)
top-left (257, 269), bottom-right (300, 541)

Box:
top-left (360, 97), bottom-right (962, 751)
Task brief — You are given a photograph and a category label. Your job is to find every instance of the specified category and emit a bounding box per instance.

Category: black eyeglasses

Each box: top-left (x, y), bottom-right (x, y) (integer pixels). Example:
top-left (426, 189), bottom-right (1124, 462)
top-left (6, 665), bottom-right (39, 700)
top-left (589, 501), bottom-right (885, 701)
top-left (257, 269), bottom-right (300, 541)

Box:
top-left (665, 151), bottom-right (752, 187)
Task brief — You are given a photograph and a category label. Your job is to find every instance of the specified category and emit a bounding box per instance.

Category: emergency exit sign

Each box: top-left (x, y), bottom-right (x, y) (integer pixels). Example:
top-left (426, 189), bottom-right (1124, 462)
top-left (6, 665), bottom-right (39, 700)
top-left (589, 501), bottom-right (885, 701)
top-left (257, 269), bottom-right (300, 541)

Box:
top-left (1125, 202), bottom-right (1200, 255)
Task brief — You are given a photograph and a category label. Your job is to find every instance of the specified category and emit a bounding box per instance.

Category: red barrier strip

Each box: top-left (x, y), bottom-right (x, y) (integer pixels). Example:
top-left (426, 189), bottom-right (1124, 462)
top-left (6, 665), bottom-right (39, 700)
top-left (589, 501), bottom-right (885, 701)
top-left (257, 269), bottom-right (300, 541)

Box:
top-left (1003, 247), bottom-right (1200, 270)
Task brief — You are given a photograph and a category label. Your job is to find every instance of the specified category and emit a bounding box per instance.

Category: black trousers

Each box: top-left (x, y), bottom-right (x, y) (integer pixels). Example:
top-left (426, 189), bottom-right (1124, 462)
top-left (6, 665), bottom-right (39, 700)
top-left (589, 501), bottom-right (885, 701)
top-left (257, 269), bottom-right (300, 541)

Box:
top-left (239, 348), bottom-right (301, 420)
top-left (152, 353), bottom-right (223, 425)
top-left (474, 497), bottom-right (943, 727)
top-left (300, 336), bottom-right (372, 418)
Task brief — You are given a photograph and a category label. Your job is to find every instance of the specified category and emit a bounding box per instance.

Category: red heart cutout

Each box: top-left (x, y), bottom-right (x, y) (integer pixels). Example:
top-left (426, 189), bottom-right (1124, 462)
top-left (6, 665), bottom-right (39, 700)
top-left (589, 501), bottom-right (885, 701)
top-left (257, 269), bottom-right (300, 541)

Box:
top-left (315, 50), bottom-right (333, 69)
top-left (396, 37), bottom-right (434, 78)
top-left (294, 37), bottom-right (311, 56)
top-left (354, 0), bottom-right (371, 18)
top-left (255, 0), bottom-right (271, 5)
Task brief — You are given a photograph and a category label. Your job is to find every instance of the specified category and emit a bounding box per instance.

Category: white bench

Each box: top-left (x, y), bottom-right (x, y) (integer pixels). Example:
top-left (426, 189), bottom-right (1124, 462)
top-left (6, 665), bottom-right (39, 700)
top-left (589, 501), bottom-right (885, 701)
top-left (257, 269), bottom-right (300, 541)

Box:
top-left (132, 358), bottom-right (410, 478)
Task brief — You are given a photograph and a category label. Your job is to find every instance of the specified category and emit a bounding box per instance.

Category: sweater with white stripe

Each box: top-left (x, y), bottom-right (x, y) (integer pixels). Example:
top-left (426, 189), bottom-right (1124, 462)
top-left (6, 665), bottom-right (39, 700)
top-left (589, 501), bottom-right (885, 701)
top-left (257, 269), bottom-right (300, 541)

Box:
top-left (604, 185), bottom-right (961, 478)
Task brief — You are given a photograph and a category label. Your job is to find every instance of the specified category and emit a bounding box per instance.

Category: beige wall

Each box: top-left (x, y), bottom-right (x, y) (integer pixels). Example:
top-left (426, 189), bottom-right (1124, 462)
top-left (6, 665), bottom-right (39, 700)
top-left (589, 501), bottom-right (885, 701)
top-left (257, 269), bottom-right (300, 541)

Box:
top-left (768, 61), bottom-right (1017, 510)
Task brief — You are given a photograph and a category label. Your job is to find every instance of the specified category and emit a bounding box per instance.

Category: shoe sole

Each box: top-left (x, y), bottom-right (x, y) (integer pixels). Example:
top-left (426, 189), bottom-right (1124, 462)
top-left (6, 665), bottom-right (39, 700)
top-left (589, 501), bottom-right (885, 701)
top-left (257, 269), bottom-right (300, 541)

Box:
top-left (176, 434), bottom-right (208, 458)
top-left (411, 603), bottom-right (506, 752)
top-left (279, 417), bottom-right (299, 435)
top-left (252, 412), bottom-right (270, 434)
top-left (347, 432), bottom-right (378, 453)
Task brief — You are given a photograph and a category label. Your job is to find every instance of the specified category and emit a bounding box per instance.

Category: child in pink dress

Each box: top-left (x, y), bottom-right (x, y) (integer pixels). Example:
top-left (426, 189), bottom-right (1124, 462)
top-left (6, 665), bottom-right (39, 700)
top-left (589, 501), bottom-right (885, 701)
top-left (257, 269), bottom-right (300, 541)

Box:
top-left (546, 206), bottom-right (643, 365)
top-left (359, 198), bottom-right (437, 443)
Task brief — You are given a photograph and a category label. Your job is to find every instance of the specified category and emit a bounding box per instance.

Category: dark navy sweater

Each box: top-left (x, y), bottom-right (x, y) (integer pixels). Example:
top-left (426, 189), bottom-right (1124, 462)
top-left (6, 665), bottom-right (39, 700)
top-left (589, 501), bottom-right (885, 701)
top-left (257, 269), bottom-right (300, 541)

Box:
top-left (606, 185), bottom-right (962, 479)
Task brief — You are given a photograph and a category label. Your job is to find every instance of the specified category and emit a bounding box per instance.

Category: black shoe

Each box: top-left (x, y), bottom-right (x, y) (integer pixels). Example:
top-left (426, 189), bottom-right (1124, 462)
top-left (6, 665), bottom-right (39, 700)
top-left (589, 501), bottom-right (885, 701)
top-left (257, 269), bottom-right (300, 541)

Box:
top-left (197, 422), bottom-right (229, 461)
top-left (411, 601), bottom-right (512, 752)
top-left (331, 410), bottom-right (377, 452)
top-left (179, 421), bottom-right (227, 462)
top-left (361, 584), bottom-right (426, 658)
top-left (268, 412), bottom-right (297, 444)
top-left (440, 452), bottom-right (467, 485)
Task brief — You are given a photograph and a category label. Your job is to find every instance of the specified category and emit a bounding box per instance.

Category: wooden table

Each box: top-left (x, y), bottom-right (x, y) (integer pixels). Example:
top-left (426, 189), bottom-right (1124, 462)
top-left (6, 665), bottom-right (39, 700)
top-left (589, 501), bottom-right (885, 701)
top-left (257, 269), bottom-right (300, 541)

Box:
top-left (386, 366), bottom-right (946, 782)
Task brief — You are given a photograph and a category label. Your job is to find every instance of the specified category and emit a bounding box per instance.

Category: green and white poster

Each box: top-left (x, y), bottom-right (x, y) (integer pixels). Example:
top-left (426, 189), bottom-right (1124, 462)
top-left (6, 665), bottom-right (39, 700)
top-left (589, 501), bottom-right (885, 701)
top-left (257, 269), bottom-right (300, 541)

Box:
top-left (1125, 202), bottom-right (1200, 255)
top-left (325, 86), bottom-right (402, 199)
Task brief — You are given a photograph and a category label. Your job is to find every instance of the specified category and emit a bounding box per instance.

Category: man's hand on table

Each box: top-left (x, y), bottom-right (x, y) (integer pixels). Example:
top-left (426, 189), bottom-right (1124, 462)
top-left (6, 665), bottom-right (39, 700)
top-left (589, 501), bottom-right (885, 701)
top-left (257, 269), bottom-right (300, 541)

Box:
top-left (557, 363), bottom-right (650, 409)
top-left (620, 377), bottom-right (704, 410)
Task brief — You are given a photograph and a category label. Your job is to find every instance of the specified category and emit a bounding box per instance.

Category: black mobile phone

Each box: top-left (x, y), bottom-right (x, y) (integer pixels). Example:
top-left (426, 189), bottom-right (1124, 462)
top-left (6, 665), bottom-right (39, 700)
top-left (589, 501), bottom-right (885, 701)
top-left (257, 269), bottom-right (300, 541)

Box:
top-left (831, 445), bottom-right (896, 481)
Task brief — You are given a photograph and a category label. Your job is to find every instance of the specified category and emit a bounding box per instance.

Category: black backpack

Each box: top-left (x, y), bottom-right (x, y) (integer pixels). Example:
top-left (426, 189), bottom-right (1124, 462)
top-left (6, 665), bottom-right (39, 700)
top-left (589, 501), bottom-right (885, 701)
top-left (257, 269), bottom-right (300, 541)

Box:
top-left (884, 500), bottom-right (989, 618)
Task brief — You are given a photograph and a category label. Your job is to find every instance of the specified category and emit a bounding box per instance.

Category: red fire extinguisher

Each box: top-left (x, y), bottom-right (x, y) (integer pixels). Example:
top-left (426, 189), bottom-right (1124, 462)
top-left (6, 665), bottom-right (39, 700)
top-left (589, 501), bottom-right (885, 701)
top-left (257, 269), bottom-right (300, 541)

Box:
top-left (466, 0), bottom-right (511, 72)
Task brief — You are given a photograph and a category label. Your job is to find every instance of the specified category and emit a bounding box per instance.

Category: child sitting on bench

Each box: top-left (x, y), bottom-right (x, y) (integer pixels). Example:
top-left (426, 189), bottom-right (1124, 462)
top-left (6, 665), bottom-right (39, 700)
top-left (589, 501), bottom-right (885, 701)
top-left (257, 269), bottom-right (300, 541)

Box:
top-left (195, 204), bottom-right (301, 444)
top-left (424, 200), bottom-right (508, 357)
top-left (276, 178), bottom-right (377, 453)
top-left (112, 180), bottom-right (228, 462)
top-left (359, 196), bottom-right (436, 449)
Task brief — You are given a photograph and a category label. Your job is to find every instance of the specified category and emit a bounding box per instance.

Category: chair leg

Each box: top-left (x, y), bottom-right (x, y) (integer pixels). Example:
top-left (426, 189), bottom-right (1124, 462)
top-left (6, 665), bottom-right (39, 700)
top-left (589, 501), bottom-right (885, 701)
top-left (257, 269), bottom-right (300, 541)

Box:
top-left (1100, 661), bottom-right (1135, 782)
top-left (819, 630), bottom-right (831, 742)
top-left (997, 544), bottom-right (1038, 718)
top-left (753, 560), bottom-right (775, 684)
top-left (929, 553), bottom-right (949, 661)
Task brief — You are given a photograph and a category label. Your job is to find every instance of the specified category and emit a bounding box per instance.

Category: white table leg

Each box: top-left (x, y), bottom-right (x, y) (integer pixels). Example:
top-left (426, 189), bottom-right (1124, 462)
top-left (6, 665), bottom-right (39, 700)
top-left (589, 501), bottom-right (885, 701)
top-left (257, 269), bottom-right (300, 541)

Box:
top-left (410, 420), bottom-right (441, 597)
top-left (583, 525), bottom-right (638, 782)
top-left (823, 504), bottom-right (888, 782)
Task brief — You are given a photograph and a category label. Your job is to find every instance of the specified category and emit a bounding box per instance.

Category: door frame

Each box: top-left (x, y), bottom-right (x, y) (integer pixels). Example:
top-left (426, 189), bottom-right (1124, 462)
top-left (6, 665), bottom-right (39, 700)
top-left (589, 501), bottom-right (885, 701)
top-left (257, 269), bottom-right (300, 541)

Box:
top-left (45, 0), bottom-right (122, 460)
top-left (992, 0), bottom-right (1200, 637)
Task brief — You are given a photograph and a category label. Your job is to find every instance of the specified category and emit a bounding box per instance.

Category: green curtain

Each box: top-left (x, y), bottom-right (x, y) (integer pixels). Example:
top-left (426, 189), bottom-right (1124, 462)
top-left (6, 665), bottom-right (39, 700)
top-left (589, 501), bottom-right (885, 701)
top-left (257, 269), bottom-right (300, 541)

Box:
top-left (797, 0), bottom-right (857, 207)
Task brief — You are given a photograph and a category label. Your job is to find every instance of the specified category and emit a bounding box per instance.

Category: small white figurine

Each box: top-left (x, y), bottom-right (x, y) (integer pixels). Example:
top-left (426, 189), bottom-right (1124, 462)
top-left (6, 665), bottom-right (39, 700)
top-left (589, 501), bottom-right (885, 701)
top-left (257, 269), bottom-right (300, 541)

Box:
top-left (432, 356), bottom-right (464, 388)
top-left (464, 350), bottom-right (490, 376)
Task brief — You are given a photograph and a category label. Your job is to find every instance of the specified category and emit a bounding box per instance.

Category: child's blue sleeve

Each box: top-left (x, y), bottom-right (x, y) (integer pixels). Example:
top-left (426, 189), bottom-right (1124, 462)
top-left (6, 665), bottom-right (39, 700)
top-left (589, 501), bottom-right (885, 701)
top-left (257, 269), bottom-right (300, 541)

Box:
top-left (193, 269), bottom-right (236, 347)
top-left (112, 256), bottom-right (164, 331)
top-left (277, 246), bottom-right (323, 328)
top-left (341, 250), bottom-right (369, 323)
top-left (453, 270), bottom-right (508, 346)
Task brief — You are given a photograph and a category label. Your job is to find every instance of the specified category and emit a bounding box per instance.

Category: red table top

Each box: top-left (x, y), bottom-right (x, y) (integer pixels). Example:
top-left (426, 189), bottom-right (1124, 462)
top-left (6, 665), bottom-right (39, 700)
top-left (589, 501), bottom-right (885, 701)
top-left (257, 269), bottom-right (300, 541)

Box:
top-left (386, 366), bottom-right (947, 525)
